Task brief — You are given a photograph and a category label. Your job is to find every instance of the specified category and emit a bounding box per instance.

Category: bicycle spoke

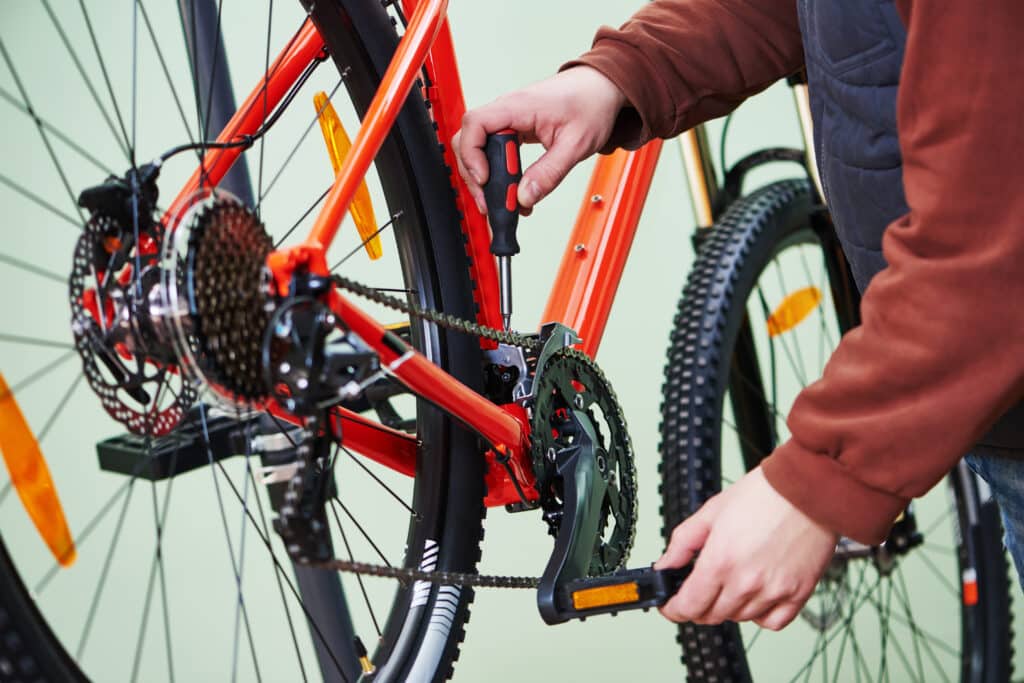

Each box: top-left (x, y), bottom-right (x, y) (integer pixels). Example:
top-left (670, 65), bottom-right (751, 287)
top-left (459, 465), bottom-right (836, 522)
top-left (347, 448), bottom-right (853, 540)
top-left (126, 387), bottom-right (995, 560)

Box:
top-left (910, 549), bottom-right (960, 598)
top-left (892, 570), bottom-right (956, 681)
top-left (136, 0), bottom-right (198, 153)
top-left (797, 245), bottom-right (836, 359)
top-left (255, 0), bottom-right (275, 217)
top-left (153, 490), bottom-right (176, 682)
top-left (340, 444), bottom-right (416, 517)
top-left (757, 296), bottom-right (808, 391)
top-left (129, 533), bottom-right (161, 682)
top-left (73, 0), bottom-right (131, 159)
top-left (215, 459), bottom-right (350, 683)
top-left (772, 258), bottom-right (810, 384)
top-left (197, 405), bottom-right (263, 683)
top-left (789, 564), bottom-right (875, 682)
top-left (0, 35), bottom-right (94, 224)
top-left (331, 498), bottom-right (391, 567)
top-left (35, 373), bottom-right (84, 444)
top-left (329, 491), bottom-right (382, 636)
top-left (7, 349), bottom-right (77, 397)
top-left (257, 78), bottom-right (344, 206)
top-left (76, 479), bottom-right (138, 658)
top-left (40, 0), bottom-right (129, 159)
top-left (0, 483), bottom-right (10, 507)
top-left (893, 568), bottom-right (926, 681)
top-left (0, 333), bottom-right (72, 350)
top-left (744, 625), bottom-right (765, 654)
top-left (0, 86), bottom-right (116, 177)
top-left (922, 506), bottom-right (955, 537)
top-left (231, 457), bottom-right (256, 683)
top-left (331, 212), bottom-right (403, 271)
top-left (0, 171), bottom-right (82, 230)
top-left (241, 438), bottom-right (310, 682)
top-left (274, 185), bottom-right (333, 248)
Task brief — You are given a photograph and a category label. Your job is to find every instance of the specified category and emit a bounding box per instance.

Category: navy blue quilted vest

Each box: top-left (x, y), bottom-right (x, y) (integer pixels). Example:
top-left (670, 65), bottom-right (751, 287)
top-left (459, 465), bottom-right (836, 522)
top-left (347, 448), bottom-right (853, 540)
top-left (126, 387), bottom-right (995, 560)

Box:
top-left (797, 0), bottom-right (1023, 452)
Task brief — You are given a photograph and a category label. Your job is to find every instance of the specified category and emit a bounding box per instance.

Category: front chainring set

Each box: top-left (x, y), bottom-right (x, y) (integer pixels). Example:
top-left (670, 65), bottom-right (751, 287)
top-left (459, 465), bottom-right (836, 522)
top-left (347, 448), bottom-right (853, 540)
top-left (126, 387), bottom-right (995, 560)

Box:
top-left (69, 164), bottom-right (687, 625)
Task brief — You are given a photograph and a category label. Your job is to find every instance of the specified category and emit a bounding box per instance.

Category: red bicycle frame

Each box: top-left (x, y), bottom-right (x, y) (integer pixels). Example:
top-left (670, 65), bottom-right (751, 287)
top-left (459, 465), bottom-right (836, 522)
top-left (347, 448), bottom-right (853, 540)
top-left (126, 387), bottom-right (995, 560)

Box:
top-left (163, 1), bottom-right (663, 508)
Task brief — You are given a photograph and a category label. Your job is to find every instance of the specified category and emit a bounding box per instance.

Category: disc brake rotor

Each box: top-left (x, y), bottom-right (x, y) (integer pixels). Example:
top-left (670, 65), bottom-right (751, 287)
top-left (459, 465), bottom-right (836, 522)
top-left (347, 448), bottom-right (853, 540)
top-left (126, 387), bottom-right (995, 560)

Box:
top-left (70, 212), bottom-right (196, 435)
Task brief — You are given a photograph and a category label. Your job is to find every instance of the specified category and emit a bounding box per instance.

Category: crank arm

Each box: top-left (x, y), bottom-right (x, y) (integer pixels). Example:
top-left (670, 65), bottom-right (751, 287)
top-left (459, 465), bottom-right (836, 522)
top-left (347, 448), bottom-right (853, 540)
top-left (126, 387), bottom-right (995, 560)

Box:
top-left (555, 565), bottom-right (691, 621)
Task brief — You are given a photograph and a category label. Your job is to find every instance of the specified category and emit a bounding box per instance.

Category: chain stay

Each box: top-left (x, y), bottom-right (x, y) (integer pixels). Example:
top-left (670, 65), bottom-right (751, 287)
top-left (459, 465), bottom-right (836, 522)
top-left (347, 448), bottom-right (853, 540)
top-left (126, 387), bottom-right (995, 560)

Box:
top-left (271, 274), bottom-right (540, 587)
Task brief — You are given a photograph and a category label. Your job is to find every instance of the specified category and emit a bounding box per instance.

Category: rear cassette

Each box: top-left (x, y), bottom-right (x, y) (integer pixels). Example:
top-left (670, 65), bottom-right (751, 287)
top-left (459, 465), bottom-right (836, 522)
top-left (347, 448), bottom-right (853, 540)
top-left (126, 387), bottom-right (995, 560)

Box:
top-left (160, 190), bottom-right (275, 408)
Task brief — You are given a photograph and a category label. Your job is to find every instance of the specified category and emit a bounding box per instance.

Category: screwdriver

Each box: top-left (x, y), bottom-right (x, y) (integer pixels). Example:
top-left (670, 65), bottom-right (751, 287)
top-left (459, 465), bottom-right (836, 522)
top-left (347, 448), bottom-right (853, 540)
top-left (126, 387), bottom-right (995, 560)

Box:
top-left (482, 129), bottom-right (523, 331)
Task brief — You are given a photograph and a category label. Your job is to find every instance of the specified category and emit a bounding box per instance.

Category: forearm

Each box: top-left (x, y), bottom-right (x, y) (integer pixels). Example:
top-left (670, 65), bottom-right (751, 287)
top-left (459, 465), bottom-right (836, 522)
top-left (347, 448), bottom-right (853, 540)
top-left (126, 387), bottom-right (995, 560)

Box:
top-left (563, 0), bottom-right (804, 149)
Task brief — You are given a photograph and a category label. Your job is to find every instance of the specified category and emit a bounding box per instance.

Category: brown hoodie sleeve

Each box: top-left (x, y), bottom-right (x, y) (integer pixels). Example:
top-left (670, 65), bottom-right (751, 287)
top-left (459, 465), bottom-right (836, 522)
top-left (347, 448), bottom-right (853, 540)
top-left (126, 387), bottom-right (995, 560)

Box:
top-left (760, 0), bottom-right (1024, 543)
top-left (561, 0), bottom-right (804, 150)
top-left (566, 1), bottom-right (1024, 544)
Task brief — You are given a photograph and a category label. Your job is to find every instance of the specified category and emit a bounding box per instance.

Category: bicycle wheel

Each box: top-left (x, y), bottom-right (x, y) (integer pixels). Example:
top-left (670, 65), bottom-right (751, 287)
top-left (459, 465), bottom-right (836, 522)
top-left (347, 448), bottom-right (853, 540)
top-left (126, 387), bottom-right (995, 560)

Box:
top-left (660, 179), bottom-right (1014, 682)
top-left (0, 1), bottom-right (485, 681)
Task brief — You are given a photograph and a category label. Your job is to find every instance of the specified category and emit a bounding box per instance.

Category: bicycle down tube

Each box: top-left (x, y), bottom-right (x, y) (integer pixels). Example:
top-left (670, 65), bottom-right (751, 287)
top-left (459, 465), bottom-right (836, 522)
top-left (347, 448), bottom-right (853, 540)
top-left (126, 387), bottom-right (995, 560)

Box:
top-left (160, 0), bottom-right (663, 508)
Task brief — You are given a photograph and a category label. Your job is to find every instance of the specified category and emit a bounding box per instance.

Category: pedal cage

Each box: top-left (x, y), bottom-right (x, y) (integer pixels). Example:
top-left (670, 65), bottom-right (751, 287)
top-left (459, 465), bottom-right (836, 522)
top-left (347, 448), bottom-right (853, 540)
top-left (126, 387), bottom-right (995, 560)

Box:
top-left (535, 423), bottom-right (691, 623)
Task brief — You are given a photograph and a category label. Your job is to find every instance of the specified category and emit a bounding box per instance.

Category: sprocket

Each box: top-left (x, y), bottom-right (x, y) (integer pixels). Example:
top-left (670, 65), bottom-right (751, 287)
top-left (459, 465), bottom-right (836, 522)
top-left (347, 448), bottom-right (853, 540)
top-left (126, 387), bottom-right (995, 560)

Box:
top-left (529, 347), bottom-right (637, 576)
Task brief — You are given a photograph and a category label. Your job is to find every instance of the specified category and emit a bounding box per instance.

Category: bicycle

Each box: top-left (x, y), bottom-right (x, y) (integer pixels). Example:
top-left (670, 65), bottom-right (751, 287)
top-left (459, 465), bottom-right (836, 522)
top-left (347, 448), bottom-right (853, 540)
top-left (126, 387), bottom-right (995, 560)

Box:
top-left (0, 1), bottom-right (1013, 681)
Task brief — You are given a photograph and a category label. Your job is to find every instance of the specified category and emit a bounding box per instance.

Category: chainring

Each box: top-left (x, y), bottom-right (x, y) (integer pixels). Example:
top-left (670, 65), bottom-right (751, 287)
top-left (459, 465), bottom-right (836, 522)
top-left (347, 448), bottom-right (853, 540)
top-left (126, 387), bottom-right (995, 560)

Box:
top-left (529, 347), bottom-right (637, 575)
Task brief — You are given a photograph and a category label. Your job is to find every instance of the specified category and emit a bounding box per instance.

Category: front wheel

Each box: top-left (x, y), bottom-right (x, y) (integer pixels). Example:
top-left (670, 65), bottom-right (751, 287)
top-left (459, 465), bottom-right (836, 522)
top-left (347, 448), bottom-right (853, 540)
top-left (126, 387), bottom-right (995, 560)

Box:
top-left (660, 179), bottom-right (1014, 682)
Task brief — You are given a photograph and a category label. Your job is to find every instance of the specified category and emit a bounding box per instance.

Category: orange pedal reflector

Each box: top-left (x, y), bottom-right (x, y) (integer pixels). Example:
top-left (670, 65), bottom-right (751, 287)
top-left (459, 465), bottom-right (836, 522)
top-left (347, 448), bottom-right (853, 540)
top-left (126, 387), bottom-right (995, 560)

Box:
top-left (571, 581), bottom-right (640, 610)
top-left (766, 286), bottom-right (822, 338)
top-left (314, 91), bottom-right (382, 260)
top-left (0, 373), bottom-right (75, 566)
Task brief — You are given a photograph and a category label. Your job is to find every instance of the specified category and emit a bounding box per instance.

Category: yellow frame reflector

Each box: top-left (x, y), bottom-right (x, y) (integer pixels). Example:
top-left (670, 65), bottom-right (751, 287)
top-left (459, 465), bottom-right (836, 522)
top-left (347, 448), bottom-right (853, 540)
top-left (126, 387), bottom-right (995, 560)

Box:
top-left (766, 286), bottom-right (822, 338)
top-left (571, 581), bottom-right (640, 610)
top-left (0, 373), bottom-right (76, 566)
top-left (314, 91), bottom-right (383, 260)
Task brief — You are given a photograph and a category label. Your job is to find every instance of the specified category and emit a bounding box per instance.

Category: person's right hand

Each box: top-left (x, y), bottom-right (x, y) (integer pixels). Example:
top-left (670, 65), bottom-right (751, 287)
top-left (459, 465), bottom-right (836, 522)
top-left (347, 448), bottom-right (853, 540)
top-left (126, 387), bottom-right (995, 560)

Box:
top-left (453, 65), bottom-right (626, 216)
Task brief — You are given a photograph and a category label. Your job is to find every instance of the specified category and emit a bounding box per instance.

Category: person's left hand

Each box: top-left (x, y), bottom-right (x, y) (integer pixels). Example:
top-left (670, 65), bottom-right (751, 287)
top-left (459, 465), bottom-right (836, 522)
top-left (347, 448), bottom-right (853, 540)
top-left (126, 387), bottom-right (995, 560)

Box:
top-left (655, 467), bottom-right (838, 630)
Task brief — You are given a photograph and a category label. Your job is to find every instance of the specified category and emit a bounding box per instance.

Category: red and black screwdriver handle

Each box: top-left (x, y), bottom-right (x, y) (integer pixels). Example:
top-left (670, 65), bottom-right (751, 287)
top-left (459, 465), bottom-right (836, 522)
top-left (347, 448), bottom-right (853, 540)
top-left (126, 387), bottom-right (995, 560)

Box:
top-left (482, 129), bottom-right (523, 257)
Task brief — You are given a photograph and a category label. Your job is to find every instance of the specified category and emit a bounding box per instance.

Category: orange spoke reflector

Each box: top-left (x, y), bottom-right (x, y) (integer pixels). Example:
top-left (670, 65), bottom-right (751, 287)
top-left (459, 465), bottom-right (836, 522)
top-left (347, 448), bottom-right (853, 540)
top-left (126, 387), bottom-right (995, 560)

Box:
top-left (766, 286), bottom-right (822, 338)
top-left (0, 373), bottom-right (75, 567)
top-left (571, 581), bottom-right (640, 610)
top-left (962, 568), bottom-right (979, 606)
top-left (314, 91), bottom-right (382, 260)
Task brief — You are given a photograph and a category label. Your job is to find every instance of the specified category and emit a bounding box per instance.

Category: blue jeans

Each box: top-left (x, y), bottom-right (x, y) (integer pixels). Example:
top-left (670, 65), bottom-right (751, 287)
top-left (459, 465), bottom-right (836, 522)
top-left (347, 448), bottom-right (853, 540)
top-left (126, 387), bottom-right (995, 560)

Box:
top-left (965, 451), bottom-right (1024, 591)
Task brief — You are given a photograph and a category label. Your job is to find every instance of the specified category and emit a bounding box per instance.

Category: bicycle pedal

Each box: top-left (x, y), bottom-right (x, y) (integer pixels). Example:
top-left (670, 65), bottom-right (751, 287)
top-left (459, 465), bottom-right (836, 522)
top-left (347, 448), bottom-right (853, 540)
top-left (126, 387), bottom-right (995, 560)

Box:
top-left (553, 565), bottom-right (691, 622)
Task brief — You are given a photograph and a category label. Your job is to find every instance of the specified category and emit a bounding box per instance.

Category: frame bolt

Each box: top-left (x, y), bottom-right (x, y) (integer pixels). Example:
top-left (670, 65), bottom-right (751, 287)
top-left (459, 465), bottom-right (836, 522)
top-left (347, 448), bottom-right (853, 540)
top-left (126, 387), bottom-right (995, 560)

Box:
top-left (574, 243), bottom-right (586, 253)
top-left (279, 362), bottom-right (291, 374)
top-left (546, 447), bottom-right (557, 462)
top-left (573, 393), bottom-right (585, 409)
top-left (591, 194), bottom-right (603, 204)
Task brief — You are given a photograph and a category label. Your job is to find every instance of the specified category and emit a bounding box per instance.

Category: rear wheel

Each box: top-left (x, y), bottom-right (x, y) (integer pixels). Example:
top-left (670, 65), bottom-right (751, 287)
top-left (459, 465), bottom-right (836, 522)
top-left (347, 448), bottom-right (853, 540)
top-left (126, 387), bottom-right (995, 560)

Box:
top-left (660, 179), bottom-right (1014, 682)
top-left (0, 1), bottom-right (484, 681)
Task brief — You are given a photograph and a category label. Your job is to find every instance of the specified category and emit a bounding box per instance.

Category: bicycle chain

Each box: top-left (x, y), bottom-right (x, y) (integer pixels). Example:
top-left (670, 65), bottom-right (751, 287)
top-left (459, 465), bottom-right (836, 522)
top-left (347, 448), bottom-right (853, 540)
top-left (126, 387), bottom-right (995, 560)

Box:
top-left (310, 558), bottom-right (539, 589)
top-left (331, 274), bottom-right (542, 351)
top-left (281, 276), bottom-right (637, 590)
top-left (273, 275), bottom-right (539, 588)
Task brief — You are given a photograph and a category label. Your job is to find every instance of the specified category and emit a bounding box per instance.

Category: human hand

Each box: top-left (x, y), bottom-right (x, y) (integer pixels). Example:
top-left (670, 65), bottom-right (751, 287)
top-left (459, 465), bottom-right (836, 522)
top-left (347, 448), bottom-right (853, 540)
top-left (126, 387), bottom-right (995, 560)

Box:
top-left (655, 467), bottom-right (838, 630)
top-left (453, 66), bottom-right (626, 216)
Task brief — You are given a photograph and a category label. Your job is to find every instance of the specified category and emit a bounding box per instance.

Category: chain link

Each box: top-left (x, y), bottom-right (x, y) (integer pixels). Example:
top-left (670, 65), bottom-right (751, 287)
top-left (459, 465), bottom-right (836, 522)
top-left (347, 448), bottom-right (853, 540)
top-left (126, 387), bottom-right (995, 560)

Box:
top-left (309, 558), bottom-right (539, 589)
top-left (331, 274), bottom-right (542, 351)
